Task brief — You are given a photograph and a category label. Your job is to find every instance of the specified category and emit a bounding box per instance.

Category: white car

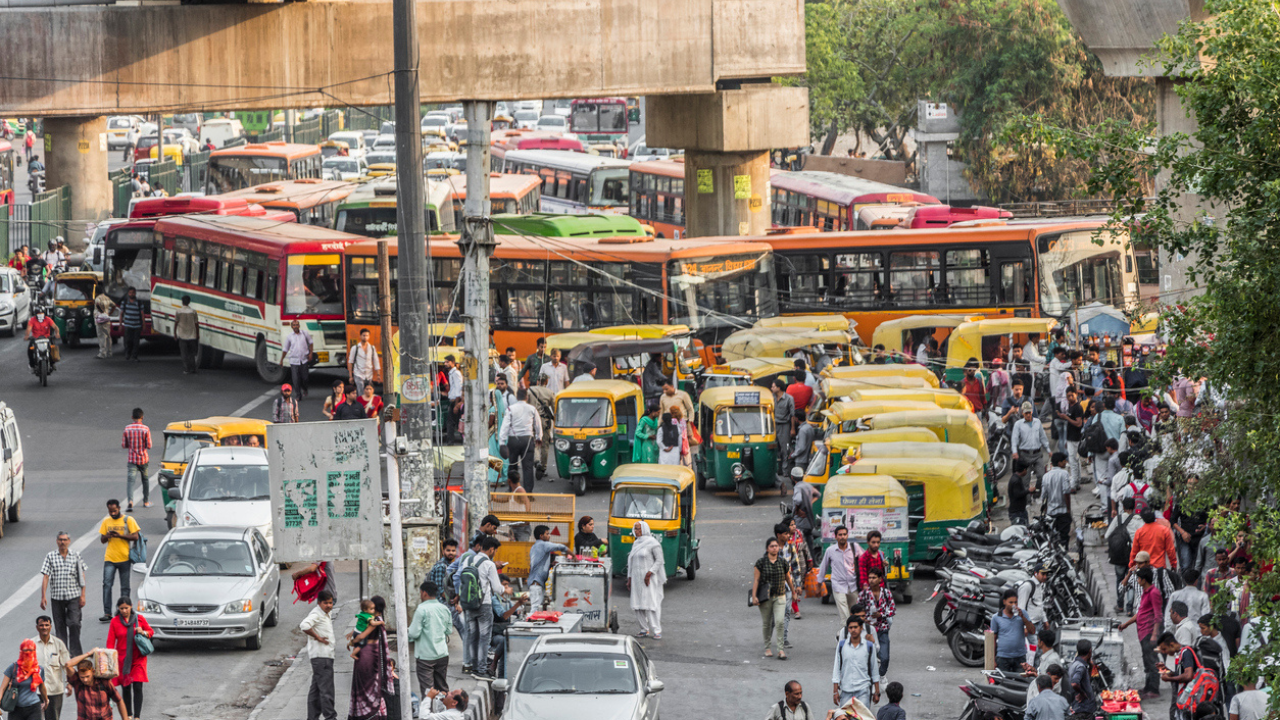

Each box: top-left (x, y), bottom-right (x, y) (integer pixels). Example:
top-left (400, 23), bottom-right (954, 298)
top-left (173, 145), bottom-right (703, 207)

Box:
top-left (163, 128), bottom-right (201, 155)
top-left (0, 269), bottom-right (31, 338)
top-left (0, 401), bottom-right (25, 531)
top-left (535, 115), bottom-right (567, 132)
top-left (495, 634), bottom-right (662, 720)
top-left (552, 99), bottom-right (572, 117)
top-left (106, 116), bottom-right (143, 150)
top-left (372, 134), bottom-right (397, 151)
top-left (514, 110), bottom-right (539, 130)
top-left (629, 145), bottom-right (673, 163)
top-left (327, 131), bottom-right (368, 158)
top-left (421, 114), bottom-right (450, 133)
top-left (323, 156), bottom-right (368, 181)
top-left (518, 100), bottom-right (541, 112)
top-left (165, 446), bottom-right (274, 547)
top-left (125, 122), bottom-right (158, 150)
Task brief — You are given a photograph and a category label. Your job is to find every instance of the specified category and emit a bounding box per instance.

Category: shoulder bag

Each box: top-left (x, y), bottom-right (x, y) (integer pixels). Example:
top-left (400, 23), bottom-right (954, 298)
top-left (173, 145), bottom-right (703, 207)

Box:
top-left (1, 672), bottom-right (20, 712)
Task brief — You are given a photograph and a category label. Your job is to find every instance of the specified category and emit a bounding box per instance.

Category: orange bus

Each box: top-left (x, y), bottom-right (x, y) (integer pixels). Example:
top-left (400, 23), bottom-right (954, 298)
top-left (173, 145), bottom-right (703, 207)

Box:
top-left (205, 142), bottom-right (323, 194)
top-left (771, 170), bottom-right (938, 231)
top-left (343, 233), bottom-right (777, 356)
top-left (627, 159), bottom-right (686, 238)
top-left (215, 178), bottom-right (356, 227)
top-left (747, 220), bottom-right (1141, 343)
top-left (445, 173), bottom-right (542, 229)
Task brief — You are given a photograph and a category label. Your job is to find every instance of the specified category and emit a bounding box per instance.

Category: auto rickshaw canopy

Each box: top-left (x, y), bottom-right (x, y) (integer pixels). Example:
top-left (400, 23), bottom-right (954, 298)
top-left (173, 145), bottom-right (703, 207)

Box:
top-left (610, 463), bottom-right (697, 493)
top-left (822, 376), bottom-right (935, 399)
top-left (828, 428), bottom-right (940, 451)
top-left (719, 329), bottom-right (856, 363)
top-left (856, 440), bottom-right (981, 467)
top-left (843, 387), bottom-right (973, 412)
top-left (821, 363), bottom-right (940, 388)
top-left (591, 324), bottom-right (692, 339)
top-left (821, 474), bottom-right (908, 510)
top-left (840, 456), bottom-right (985, 522)
top-left (163, 417), bottom-right (271, 439)
top-left (566, 338), bottom-right (692, 376)
top-left (546, 331), bottom-right (629, 355)
top-left (753, 314), bottom-right (856, 334)
top-left (704, 357), bottom-right (795, 383)
top-left (859, 409), bottom-right (990, 463)
top-left (870, 314), bottom-right (980, 354)
top-left (697, 385), bottom-right (775, 413)
top-left (555, 379), bottom-right (643, 404)
top-left (823, 400), bottom-right (940, 427)
top-left (945, 318), bottom-right (1058, 369)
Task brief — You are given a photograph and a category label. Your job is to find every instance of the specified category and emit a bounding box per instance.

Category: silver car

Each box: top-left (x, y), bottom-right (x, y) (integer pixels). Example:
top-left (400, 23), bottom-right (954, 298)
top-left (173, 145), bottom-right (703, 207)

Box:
top-left (135, 526), bottom-right (281, 650)
top-left (495, 634), bottom-right (663, 720)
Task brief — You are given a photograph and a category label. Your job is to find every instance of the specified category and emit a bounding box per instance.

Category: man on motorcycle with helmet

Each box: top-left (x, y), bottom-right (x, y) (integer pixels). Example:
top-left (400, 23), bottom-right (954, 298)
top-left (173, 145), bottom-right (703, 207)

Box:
top-left (26, 307), bottom-right (61, 370)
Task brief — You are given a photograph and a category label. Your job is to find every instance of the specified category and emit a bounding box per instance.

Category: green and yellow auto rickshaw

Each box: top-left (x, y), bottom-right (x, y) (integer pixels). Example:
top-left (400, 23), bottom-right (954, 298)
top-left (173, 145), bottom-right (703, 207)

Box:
top-left (801, 428), bottom-right (941, 511)
top-left (840, 456), bottom-right (985, 563)
top-left (822, 363), bottom-right (941, 388)
top-left (869, 314), bottom-right (981, 362)
top-left (607, 464), bottom-right (699, 580)
top-left (566, 337), bottom-right (700, 400)
top-left (856, 408), bottom-right (993, 501)
top-left (46, 271), bottom-right (101, 348)
top-left (841, 387), bottom-right (974, 413)
top-left (718, 328), bottom-right (862, 368)
top-left (695, 385), bottom-right (776, 505)
top-left (701, 357), bottom-right (795, 391)
top-left (157, 417), bottom-right (271, 529)
top-left (820, 474), bottom-right (914, 601)
top-left (943, 317), bottom-right (1058, 384)
top-left (553, 380), bottom-right (643, 496)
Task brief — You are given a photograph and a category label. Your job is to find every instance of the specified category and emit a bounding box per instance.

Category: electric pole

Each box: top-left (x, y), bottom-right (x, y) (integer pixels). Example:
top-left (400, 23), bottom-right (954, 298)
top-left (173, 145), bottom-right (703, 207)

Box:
top-left (460, 101), bottom-right (495, 535)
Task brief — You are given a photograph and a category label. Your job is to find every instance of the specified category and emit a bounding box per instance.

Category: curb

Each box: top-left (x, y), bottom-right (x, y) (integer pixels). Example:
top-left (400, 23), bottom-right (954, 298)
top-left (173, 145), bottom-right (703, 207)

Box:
top-left (244, 647), bottom-right (308, 720)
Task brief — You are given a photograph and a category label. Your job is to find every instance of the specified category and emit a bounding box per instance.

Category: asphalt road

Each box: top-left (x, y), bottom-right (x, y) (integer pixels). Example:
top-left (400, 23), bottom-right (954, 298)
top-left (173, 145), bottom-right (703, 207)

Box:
top-left (0, 332), bottom-right (354, 720)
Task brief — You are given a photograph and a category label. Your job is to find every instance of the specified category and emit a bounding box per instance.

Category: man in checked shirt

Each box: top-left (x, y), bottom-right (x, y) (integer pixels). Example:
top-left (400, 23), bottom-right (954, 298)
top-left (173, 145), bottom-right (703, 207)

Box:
top-left (122, 408), bottom-right (152, 510)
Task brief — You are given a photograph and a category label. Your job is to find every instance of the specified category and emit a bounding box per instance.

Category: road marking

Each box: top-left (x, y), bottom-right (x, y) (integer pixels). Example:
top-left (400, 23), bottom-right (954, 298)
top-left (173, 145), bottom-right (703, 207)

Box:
top-left (0, 386), bottom-right (278, 623)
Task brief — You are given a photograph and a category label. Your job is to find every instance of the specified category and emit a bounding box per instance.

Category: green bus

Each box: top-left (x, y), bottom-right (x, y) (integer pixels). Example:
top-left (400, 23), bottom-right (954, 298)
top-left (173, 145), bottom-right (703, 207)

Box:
top-left (332, 179), bottom-right (457, 237)
top-left (235, 110), bottom-right (281, 137)
top-left (491, 212), bottom-right (648, 238)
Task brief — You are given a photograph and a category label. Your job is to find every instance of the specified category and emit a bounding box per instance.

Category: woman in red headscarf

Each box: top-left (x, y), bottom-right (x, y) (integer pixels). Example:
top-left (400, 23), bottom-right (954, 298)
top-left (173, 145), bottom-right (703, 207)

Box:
top-left (0, 639), bottom-right (50, 720)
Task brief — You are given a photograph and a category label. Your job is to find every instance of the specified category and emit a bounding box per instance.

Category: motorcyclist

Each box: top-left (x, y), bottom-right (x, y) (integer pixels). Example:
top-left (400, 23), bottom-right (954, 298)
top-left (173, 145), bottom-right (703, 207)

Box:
top-left (26, 307), bottom-right (60, 370)
top-left (41, 238), bottom-right (65, 270)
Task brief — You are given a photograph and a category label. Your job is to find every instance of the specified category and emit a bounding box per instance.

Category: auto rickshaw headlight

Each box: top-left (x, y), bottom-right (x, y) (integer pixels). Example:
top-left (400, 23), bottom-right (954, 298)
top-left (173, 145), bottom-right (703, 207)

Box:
top-left (732, 463), bottom-right (745, 478)
top-left (555, 439), bottom-right (570, 452)
top-left (589, 438), bottom-right (607, 452)
top-left (54, 307), bottom-right (67, 318)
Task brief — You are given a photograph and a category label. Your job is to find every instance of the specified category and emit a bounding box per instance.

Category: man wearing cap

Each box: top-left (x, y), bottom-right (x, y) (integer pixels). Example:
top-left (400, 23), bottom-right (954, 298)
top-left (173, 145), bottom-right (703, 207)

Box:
top-left (1017, 564), bottom-right (1051, 629)
top-left (273, 384), bottom-right (300, 423)
top-left (572, 362), bottom-right (596, 384)
top-left (1012, 402), bottom-right (1051, 491)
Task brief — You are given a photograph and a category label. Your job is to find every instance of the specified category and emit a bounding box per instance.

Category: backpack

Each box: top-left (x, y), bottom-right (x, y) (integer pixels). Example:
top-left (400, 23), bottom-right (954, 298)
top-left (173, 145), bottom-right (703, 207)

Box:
top-left (836, 636), bottom-right (875, 680)
top-left (1193, 637), bottom-right (1225, 680)
top-left (1174, 648), bottom-right (1220, 714)
top-left (1081, 417), bottom-right (1108, 455)
top-left (1107, 514), bottom-right (1134, 566)
top-left (459, 554), bottom-right (490, 612)
top-left (292, 562), bottom-right (329, 604)
top-left (1128, 482), bottom-right (1151, 516)
top-left (128, 525), bottom-right (148, 565)
top-left (438, 562), bottom-right (458, 604)
top-left (776, 699), bottom-right (813, 720)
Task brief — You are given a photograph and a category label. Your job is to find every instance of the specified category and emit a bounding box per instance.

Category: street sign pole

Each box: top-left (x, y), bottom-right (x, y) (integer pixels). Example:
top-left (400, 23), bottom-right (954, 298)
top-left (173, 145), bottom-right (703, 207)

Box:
top-left (383, 422), bottom-right (412, 720)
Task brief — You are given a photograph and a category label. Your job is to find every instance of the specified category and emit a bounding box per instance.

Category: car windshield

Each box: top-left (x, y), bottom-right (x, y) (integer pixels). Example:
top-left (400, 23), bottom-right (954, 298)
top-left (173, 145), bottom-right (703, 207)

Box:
top-left (285, 255), bottom-right (344, 316)
top-left (187, 463), bottom-right (270, 501)
top-left (324, 159), bottom-right (359, 174)
top-left (163, 434), bottom-right (214, 463)
top-left (715, 407), bottom-right (772, 437)
top-left (366, 153), bottom-right (396, 165)
top-left (610, 487), bottom-right (675, 521)
top-left (152, 539), bottom-right (256, 577)
top-left (108, 117), bottom-right (132, 129)
top-left (515, 652), bottom-right (638, 694)
top-left (54, 280), bottom-right (94, 302)
top-left (422, 117), bottom-right (447, 128)
top-left (556, 397), bottom-right (612, 428)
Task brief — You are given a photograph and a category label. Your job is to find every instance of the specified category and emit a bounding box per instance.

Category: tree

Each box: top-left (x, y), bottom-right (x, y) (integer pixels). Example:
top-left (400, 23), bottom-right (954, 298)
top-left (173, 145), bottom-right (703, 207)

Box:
top-left (1014, 0), bottom-right (1280, 705)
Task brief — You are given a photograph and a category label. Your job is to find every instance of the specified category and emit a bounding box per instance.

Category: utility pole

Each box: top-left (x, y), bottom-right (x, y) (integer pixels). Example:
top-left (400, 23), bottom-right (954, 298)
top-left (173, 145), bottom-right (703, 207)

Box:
top-left (377, 240), bottom-right (395, 413)
top-left (460, 101), bottom-right (495, 534)
top-left (383, 423), bottom-right (412, 720)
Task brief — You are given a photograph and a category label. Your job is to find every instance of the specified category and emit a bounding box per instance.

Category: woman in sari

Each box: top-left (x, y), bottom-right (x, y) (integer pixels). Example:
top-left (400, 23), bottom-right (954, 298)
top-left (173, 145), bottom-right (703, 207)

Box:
top-left (632, 403), bottom-right (660, 464)
top-left (657, 413), bottom-right (681, 466)
top-left (348, 596), bottom-right (394, 720)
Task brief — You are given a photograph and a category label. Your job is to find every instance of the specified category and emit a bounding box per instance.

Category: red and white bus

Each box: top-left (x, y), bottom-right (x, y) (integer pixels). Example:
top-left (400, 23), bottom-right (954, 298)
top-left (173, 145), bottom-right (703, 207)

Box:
top-left (149, 214), bottom-right (366, 380)
top-left (771, 171), bottom-right (938, 231)
top-left (569, 98), bottom-right (629, 149)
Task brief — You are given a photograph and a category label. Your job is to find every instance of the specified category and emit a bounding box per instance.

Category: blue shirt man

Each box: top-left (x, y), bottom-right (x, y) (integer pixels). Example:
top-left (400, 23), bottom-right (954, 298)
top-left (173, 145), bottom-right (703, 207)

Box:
top-left (831, 616), bottom-right (880, 709)
top-left (527, 525), bottom-right (567, 610)
top-left (989, 590), bottom-right (1035, 674)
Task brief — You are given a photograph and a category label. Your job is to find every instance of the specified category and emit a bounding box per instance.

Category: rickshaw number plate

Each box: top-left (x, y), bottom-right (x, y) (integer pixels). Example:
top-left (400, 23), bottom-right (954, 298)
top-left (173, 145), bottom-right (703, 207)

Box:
top-left (734, 391), bottom-right (760, 404)
top-left (175, 619), bottom-right (210, 627)
top-left (620, 535), bottom-right (634, 544)
top-left (727, 451), bottom-right (740, 458)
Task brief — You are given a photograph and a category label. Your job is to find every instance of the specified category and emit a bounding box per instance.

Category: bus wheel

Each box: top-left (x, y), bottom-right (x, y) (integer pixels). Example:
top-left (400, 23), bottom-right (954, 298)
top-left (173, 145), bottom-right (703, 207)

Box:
top-left (255, 340), bottom-right (286, 384)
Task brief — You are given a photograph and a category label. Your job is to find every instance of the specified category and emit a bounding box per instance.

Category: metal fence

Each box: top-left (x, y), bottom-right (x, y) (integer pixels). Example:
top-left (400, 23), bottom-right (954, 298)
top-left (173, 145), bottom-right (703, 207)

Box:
top-left (109, 168), bottom-right (132, 218)
top-left (7, 203), bottom-right (30, 250)
top-left (321, 110), bottom-right (342, 139)
top-left (149, 159), bottom-right (179, 197)
top-left (222, 135), bottom-right (247, 149)
top-left (293, 117), bottom-right (322, 145)
top-left (343, 107), bottom-right (393, 131)
top-left (183, 150), bottom-right (210, 193)
top-left (29, 186), bottom-right (70, 249)
top-left (255, 128), bottom-right (285, 143)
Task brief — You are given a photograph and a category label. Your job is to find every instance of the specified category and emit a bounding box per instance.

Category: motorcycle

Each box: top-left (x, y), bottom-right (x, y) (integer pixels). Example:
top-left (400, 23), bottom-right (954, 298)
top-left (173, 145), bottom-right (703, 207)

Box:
top-left (27, 169), bottom-right (44, 194)
top-left (987, 410), bottom-right (1012, 479)
top-left (31, 337), bottom-right (53, 386)
top-left (958, 670), bottom-right (1034, 720)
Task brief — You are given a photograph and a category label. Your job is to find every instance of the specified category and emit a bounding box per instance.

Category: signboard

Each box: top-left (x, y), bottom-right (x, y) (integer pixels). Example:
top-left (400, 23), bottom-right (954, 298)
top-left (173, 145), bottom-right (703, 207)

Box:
top-left (925, 102), bottom-right (949, 119)
top-left (401, 375), bottom-right (430, 404)
top-left (696, 168), bottom-right (714, 194)
top-left (733, 174), bottom-right (751, 199)
top-left (821, 506), bottom-right (909, 542)
top-left (268, 419), bottom-right (383, 562)
top-left (734, 390), bottom-right (760, 405)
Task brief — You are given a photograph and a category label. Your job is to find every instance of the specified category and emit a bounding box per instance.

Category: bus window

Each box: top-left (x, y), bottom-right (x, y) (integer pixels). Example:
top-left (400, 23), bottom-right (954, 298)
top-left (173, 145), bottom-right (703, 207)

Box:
top-left (944, 249), bottom-right (992, 305)
top-left (888, 251), bottom-right (939, 305)
top-left (833, 253), bottom-right (881, 307)
top-left (999, 260), bottom-right (1031, 305)
top-left (286, 256), bottom-right (343, 315)
top-left (779, 254), bottom-right (828, 305)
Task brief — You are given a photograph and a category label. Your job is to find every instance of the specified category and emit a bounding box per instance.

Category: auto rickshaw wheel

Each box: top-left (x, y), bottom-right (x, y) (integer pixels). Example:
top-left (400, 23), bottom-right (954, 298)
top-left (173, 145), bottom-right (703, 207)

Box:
top-left (685, 551), bottom-right (697, 581)
top-left (165, 509), bottom-right (176, 530)
top-left (572, 474), bottom-right (587, 497)
top-left (737, 482), bottom-right (756, 505)
top-left (67, 333), bottom-right (80, 349)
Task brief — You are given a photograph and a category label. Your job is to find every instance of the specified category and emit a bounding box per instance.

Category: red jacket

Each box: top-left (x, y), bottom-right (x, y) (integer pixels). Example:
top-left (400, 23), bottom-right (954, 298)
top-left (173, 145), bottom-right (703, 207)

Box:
top-left (107, 614), bottom-right (153, 686)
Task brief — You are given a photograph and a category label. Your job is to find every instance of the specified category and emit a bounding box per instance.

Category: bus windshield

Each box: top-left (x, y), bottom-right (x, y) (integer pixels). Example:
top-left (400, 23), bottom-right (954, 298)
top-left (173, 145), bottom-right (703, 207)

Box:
top-left (105, 229), bottom-right (155, 299)
top-left (589, 168), bottom-right (629, 207)
top-left (667, 252), bottom-right (777, 328)
top-left (207, 156), bottom-right (289, 193)
top-left (285, 255), bottom-right (343, 316)
top-left (571, 103), bottom-right (627, 133)
top-left (335, 207), bottom-right (397, 237)
top-left (1037, 231), bottom-right (1125, 316)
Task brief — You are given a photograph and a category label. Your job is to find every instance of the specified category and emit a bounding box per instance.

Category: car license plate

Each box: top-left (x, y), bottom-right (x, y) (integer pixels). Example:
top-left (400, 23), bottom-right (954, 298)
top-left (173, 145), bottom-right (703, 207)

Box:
top-left (174, 619), bottom-right (210, 627)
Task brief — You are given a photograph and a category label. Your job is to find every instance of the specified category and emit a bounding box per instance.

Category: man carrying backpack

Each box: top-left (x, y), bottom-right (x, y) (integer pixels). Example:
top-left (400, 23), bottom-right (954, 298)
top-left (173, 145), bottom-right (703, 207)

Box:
top-left (1159, 629), bottom-right (1220, 719)
top-left (1106, 497), bottom-right (1143, 609)
top-left (458, 537), bottom-right (503, 679)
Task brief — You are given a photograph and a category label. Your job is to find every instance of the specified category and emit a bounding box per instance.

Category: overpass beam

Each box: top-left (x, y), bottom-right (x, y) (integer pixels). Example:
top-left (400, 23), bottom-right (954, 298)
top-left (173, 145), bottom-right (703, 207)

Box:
top-left (645, 85), bottom-right (808, 237)
top-left (44, 116), bottom-right (111, 229)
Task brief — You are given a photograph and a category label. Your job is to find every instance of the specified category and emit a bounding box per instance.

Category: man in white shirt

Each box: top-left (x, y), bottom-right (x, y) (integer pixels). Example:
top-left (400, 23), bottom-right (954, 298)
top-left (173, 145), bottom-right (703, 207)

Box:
top-left (463, 538), bottom-right (505, 679)
top-left (444, 356), bottom-right (464, 443)
top-left (33, 615), bottom-right (70, 720)
top-left (1017, 565), bottom-right (1051, 628)
top-left (1024, 333), bottom-right (1046, 374)
top-left (1046, 347), bottom-right (1070, 399)
top-left (572, 362), bottom-right (597, 384)
top-left (42, 239), bottom-right (65, 270)
top-left (1164, 569), bottom-right (1210, 630)
top-left (300, 590), bottom-right (336, 720)
top-left (500, 389), bottom-right (543, 492)
top-left (346, 328), bottom-right (381, 397)
top-left (539, 349), bottom-right (571, 395)
top-left (1228, 682), bottom-right (1270, 720)
top-left (420, 688), bottom-right (469, 720)
top-left (280, 320), bottom-right (315, 398)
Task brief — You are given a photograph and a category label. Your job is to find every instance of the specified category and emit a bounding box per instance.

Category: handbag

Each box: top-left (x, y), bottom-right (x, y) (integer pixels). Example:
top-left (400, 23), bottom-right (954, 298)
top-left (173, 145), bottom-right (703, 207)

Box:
top-left (129, 528), bottom-right (148, 565)
top-left (749, 580), bottom-right (772, 607)
top-left (133, 632), bottom-right (154, 657)
top-left (1, 681), bottom-right (19, 712)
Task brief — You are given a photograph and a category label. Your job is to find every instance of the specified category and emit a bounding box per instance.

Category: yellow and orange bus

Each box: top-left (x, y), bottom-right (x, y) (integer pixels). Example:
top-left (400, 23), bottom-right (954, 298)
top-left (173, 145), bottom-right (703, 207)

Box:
top-left (747, 219), bottom-right (1140, 343)
top-left (205, 142), bottom-right (323, 194)
top-left (343, 233), bottom-right (777, 356)
top-left (627, 159), bottom-right (686, 238)
top-left (215, 178), bottom-right (356, 227)
top-left (445, 173), bottom-right (542, 229)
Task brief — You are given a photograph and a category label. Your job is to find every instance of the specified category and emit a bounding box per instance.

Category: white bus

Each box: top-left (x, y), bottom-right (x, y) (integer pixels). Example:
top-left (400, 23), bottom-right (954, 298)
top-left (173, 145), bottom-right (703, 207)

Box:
top-left (492, 149), bottom-right (630, 214)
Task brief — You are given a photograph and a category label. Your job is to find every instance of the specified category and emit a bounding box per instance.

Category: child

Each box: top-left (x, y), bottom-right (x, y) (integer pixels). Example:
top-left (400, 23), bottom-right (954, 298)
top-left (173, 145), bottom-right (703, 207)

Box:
top-left (386, 658), bottom-right (402, 720)
top-left (876, 682), bottom-right (906, 720)
top-left (348, 598), bottom-right (380, 658)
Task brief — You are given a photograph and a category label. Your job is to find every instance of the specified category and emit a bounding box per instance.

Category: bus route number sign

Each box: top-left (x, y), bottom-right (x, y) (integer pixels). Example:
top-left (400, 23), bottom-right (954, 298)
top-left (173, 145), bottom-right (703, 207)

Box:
top-left (401, 375), bottom-right (430, 404)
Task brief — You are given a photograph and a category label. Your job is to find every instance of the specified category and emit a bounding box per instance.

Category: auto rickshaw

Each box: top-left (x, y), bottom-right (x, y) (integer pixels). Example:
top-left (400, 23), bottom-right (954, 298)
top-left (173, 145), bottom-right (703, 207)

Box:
top-left (553, 380), bottom-right (643, 496)
top-left (801, 428), bottom-right (942, 506)
top-left (718, 328), bottom-right (861, 368)
top-left (820, 474), bottom-right (913, 601)
top-left (694, 386), bottom-right (776, 505)
top-left (147, 143), bottom-right (184, 166)
top-left (157, 417), bottom-right (271, 529)
top-left (943, 317), bottom-right (1058, 384)
top-left (545, 331), bottom-right (628, 359)
top-left (489, 491), bottom-right (575, 578)
top-left (753, 313), bottom-right (856, 335)
top-left (856, 408), bottom-right (993, 501)
top-left (319, 140), bottom-right (350, 158)
top-left (821, 399), bottom-right (941, 432)
top-left (589, 324), bottom-right (704, 373)
top-left (841, 387), bottom-right (973, 412)
top-left (701, 357), bottom-right (794, 391)
top-left (367, 163), bottom-right (396, 178)
top-left (492, 115), bottom-right (515, 131)
top-left (607, 464), bottom-right (699, 580)
top-left (840, 456), bottom-right (986, 562)
top-left (46, 271), bottom-right (101, 348)
top-left (869, 314), bottom-right (980, 362)
top-left (822, 363), bottom-right (941, 388)
top-left (626, 97), bottom-right (640, 123)
top-left (822, 376), bottom-right (935, 396)
top-left (566, 337), bottom-right (699, 400)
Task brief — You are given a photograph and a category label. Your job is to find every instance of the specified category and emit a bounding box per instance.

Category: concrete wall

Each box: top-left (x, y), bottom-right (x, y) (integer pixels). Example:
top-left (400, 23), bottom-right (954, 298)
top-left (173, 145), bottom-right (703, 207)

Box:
top-left (0, 0), bottom-right (805, 115)
top-left (644, 85), bottom-right (810, 153)
top-left (1054, 0), bottom-right (1207, 76)
top-left (917, 143), bottom-right (982, 204)
top-left (800, 156), bottom-right (909, 186)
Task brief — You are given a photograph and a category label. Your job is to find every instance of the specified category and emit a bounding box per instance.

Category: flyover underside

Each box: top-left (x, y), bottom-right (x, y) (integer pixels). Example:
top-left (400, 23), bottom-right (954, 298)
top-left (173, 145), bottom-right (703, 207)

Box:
top-left (0, 0), bottom-right (805, 115)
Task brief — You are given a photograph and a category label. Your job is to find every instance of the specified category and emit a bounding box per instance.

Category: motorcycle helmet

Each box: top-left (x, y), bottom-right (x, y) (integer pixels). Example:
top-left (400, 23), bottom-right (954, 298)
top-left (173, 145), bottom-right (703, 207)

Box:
top-left (999, 524), bottom-right (1030, 543)
top-left (966, 520), bottom-right (986, 533)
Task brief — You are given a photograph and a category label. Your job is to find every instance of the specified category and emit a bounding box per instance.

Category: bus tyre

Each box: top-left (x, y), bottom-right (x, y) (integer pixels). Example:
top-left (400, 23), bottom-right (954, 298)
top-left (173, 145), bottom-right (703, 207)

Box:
top-left (0, 502), bottom-right (6, 538)
top-left (197, 344), bottom-right (214, 370)
top-left (255, 340), bottom-right (286, 384)
top-left (6, 498), bottom-right (19, 523)
top-left (737, 482), bottom-right (755, 505)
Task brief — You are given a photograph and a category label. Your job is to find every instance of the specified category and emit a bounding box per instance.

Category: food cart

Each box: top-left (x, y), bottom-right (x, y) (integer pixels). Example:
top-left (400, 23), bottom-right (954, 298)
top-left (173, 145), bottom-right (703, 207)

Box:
top-left (548, 560), bottom-right (619, 632)
top-left (489, 492), bottom-right (575, 579)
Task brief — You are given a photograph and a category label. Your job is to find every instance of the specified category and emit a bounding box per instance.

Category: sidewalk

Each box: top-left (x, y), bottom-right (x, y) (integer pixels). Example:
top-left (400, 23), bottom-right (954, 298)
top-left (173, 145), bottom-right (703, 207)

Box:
top-left (247, 600), bottom-right (494, 720)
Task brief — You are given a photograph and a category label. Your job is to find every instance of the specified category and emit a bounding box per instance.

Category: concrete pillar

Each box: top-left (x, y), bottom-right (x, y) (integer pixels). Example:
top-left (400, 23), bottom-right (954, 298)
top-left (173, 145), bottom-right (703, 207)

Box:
top-left (646, 85), bottom-right (808, 237)
top-left (44, 116), bottom-right (112, 230)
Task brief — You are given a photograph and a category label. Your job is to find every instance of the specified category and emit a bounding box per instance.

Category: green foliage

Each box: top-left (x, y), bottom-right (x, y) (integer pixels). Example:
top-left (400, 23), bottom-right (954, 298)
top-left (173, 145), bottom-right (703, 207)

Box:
top-left (1012, 0), bottom-right (1280, 703)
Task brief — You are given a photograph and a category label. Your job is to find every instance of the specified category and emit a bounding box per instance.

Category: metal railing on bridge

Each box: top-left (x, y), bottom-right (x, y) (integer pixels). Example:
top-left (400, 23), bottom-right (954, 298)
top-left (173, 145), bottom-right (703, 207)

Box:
top-left (182, 150), bottom-right (209, 194)
top-left (292, 117), bottom-right (322, 145)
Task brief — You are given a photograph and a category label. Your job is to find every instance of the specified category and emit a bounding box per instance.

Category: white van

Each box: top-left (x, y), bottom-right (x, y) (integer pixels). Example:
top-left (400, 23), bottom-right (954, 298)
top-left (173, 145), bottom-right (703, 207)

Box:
top-left (200, 119), bottom-right (245, 150)
top-left (0, 402), bottom-right (26, 536)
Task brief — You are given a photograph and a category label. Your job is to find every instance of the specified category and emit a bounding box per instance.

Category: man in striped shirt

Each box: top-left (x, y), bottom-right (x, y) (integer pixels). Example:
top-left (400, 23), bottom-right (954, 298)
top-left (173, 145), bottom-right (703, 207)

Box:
top-left (122, 408), bottom-right (152, 510)
top-left (119, 287), bottom-right (145, 362)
